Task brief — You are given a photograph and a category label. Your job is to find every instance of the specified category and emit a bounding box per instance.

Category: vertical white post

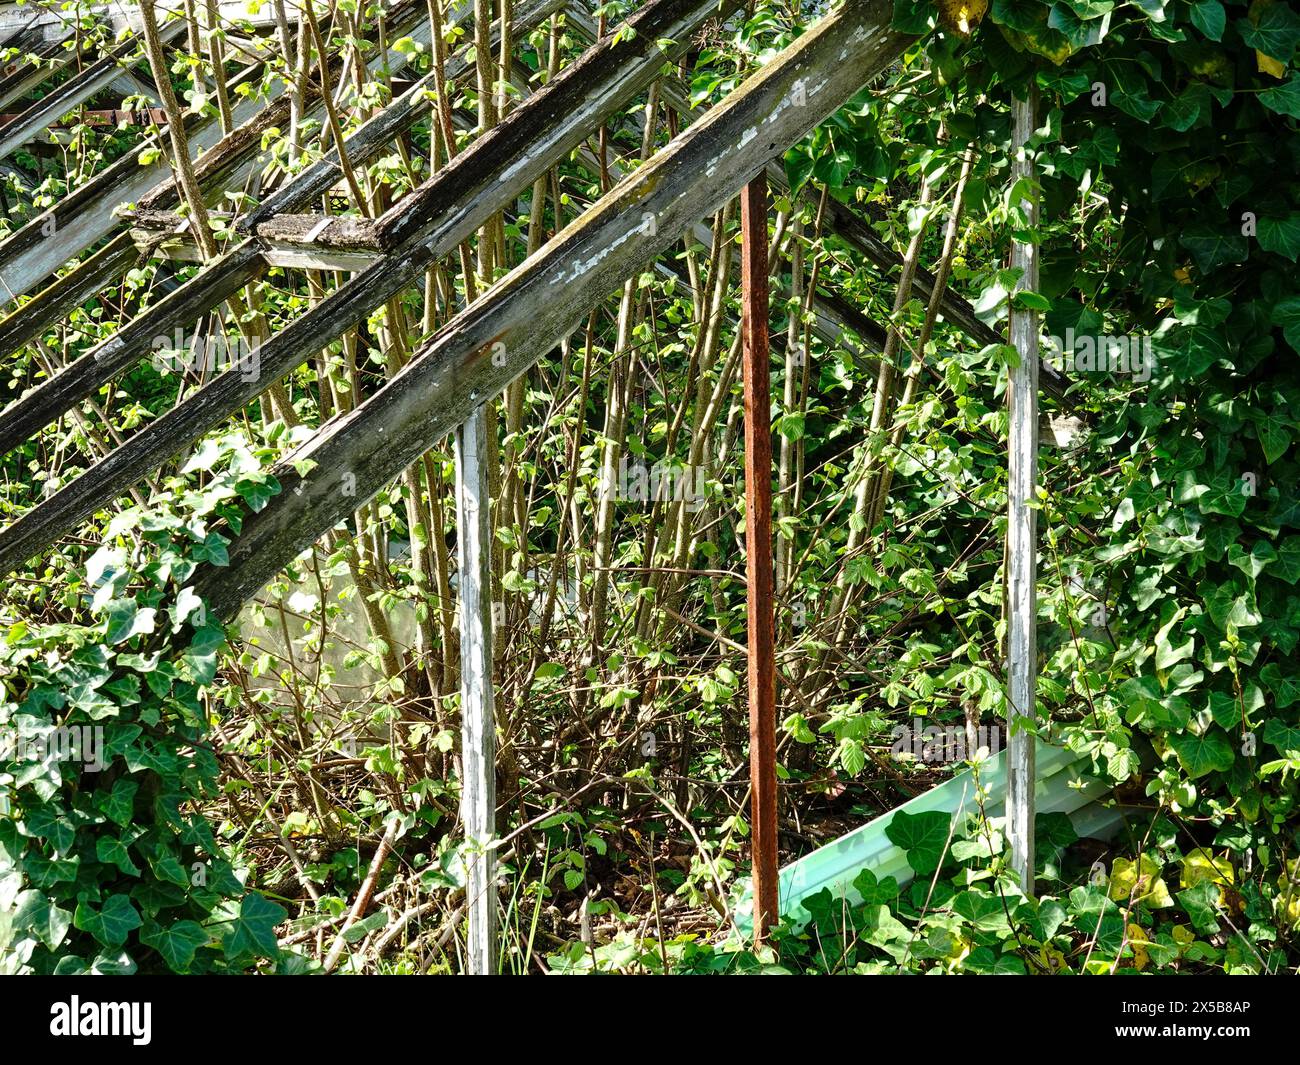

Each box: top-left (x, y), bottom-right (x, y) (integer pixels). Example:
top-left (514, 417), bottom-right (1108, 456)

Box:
top-left (455, 404), bottom-right (497, 974)
top-left (1007, 88), bottom-right (1039, 896)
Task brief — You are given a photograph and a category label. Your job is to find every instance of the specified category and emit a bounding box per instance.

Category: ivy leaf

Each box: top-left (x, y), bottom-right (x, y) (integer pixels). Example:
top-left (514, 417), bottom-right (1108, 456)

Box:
top-left (90, 949), bottom-right (137, 975)
top-left (1160, 83), bottom-right (1209, 131)
top-left (953, 887), bottom-right (1012, 932)
top-left (74, 894), bottom-right (142, 948)
top-left (851, 867), bottom-right (900, 906)
top-left (1169, 729), bottom-right (1236, 778)
top-left (141, 919), bottom-right (212, 973)
top-left (784, 147), bottom-right (815, 194)
top-left (96, 836), bottom-right (142, 876)
top-left (884, 809), bottom-right (952, 875)
top-left (1109, 855), bottom-right (1174, 908)
top-left (1258, 214), bottom-right (1300, 261)
top-left (1035, 811), bottom-right (1079, 879)
top-left (25, 806), bottom-right (77, 854)
top-left (1260, 75), bottom-right (1300, 118)
top-left (1179, 224), bottom-right (1248, 272)
top-left (12, 889), bottom-right (72, 951)
top-left (103, 599), bottom-right (157, 645)
top-left (170, 587), bottom-right (206, 632)
top-left (1237, 5), bottom-right (1300, 64)
top-left (148, 844), bottom-right (192, 888)
top-left (812, 145), bottom-right (855, 189)
top-left (1128, 0), bottom-right (1168, 21)
top-left (1154, 609), bottom-right (1194, 669)
top-left (1273, 535), bottom-right (1300, 583)
top-left (180, 438), bottom-right (222, 475)
top-left (1272, 295), bottom-right (1300, 351)
top-left (1189, 0), bottom-right (1225, 40)
top-left (221, 892), bottom-right (286, 960)
top-left (1263, 718), bottom-right (1300, 755)
top-left (1251, 408), bottom-right (1292, 463)
top-left (892, 0), bottom-right (936, 34)
top-left (937, 0), bottom-right (989, 36)
top-left (1261, 663), bottom-right (1300, 708)
top-left (1046, 3), bottom-right (1110, 49)
top-left (1177, 880), bottom-right (1221, 935)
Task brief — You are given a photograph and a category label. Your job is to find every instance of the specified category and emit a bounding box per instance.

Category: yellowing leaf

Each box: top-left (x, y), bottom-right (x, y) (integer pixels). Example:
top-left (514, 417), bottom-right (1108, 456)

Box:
top-left (1126, 923), bottom-right (1151, 971)
top-left (1171, 923), bottom-right (1196, 946)
top-left (1109, 855), bottom-right (1175, 908)
top-left (1257, 50), bottom-right (1286, 78)
top-left (1021, 26), bottom-right (1075, 65)
top-left (936, 0), bottom-right (987, 36)
top-left (1181, 848), bottom-right (1234, 889)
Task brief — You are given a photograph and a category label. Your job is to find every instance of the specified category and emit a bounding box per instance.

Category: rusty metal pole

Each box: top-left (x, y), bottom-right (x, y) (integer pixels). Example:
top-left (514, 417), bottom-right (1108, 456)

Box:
top-left (741, 173), bottom-right (779, 942)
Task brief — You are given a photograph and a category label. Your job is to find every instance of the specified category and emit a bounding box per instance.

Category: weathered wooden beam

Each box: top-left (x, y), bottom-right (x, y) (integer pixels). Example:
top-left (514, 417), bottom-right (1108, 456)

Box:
top-left (194, 0), bottom-right (911, 618)
top-left (1006, 88), bottom-right (1039, 896)
top-left (0, 10), bottom-right (73, 48)
top-left (126, 209), bottom-right (382, 270)
top-left (0, 0), bottom-right (735, 574)
top-left (136, 0), bottom-right (436, 218)
top-left (741, 173), bottom-right (779, 944)
top-left (550, 50), bottom-right (889, 366)
top-left (0, 240), bottom-right (265, 461)
top-left (454, 405), bottom-right (497, 975)
top-left (0, 0), bottom-right (298, 40)
top-left (0, 70), bottom-right (260, 303)
top-left (567, 10), bottom-right (1011, 401)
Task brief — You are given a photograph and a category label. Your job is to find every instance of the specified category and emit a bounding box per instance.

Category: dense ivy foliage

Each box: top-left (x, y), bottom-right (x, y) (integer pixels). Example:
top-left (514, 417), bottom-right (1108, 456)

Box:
top-left (0, 438), bottom-right (290, 973)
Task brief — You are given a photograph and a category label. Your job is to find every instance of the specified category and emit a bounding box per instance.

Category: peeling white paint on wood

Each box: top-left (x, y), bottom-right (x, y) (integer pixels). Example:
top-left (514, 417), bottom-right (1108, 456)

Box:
top-left (1006, 88), bottom-right (1040, 896)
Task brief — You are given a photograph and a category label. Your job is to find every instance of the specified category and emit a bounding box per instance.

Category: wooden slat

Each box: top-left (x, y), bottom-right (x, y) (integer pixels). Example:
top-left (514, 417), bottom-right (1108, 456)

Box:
top-left (0, 72), bottom-right (259, 303)
top-left (0, 0), bottom-right (429, 303)
top-left (454, 405), bottom-right (497, 975)
top-left (0, 24), bottom-right (179, 160)
top-left (373, 0), bottom-right (738, 251)
top-left (1006, 88), bottom-right (1039, 896)
top-left (0, 24), bottom-right (76, 112)
top-left (0, 232), bottom-right (139, 364)
top-left (239, 0), bottom-right (557, 233)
